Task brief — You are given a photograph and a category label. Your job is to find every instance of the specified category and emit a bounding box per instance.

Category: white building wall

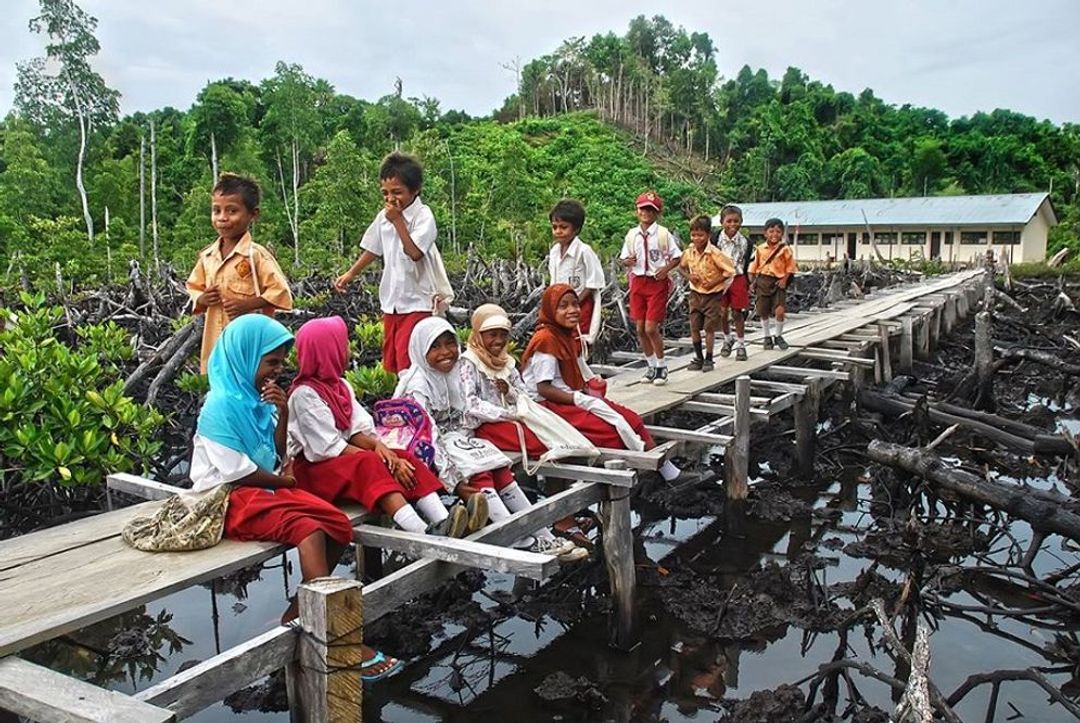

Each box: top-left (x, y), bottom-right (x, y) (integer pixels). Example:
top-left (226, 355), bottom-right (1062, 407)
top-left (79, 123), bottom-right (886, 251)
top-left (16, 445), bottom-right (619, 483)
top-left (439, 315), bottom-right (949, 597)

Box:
top-left (1021, 212), bottom-right (1050, 262)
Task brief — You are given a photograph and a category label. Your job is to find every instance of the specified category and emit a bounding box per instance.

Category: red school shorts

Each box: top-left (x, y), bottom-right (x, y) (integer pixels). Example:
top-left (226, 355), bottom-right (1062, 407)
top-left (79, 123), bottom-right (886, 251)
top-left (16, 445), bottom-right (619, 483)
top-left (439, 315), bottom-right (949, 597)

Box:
top-left (720, 274), bottom-right (750, 311)
top-left (382, 311), bottom-right (431, 374)
top-left (578, 293), bottom-right (595, 335)
top-left (628, 275), bottom-right (672, 323)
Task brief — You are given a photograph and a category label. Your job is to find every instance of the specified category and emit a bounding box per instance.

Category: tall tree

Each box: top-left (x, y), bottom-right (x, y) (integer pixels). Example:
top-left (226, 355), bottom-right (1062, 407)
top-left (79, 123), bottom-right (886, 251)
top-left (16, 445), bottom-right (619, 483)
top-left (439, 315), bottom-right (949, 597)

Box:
top-left (261, 62), bottom-right (323, 265)
top-left (14, 0), bottom-right (119, 243)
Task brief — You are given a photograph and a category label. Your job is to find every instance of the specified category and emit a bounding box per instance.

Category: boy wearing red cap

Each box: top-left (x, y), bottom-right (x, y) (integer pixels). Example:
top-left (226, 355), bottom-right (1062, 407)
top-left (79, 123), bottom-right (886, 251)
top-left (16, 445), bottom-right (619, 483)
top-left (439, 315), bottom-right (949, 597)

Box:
top-left (620, 191), bottom-right (682, 385)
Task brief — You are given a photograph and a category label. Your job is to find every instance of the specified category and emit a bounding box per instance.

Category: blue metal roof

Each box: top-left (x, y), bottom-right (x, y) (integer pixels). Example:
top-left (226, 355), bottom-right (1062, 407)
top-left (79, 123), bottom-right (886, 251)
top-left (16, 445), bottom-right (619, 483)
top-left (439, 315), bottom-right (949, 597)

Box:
top-left (720, 193), bottom-right (1055, 228)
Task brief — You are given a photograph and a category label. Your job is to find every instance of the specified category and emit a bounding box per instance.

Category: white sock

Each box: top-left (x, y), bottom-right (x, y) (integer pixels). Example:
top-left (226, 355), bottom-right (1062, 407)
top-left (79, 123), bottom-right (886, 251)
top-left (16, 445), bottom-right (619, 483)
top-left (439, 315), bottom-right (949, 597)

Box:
top-left (392, 505), bottom-right (428, 533)
top-left (646, 355), bottom-right (658, 368)
top-left (659, 460), bottom-right (680, 481)
top-left (728, 332), bottom-right (737, 343)
top-left (498, 482), bottom-right (533, 514)
top-left (482, 488), bottom-right (512, 522)
top-left (762, 318), bottom-right (772, 337)
top-left (656, 358), bottom-right (667, 369)
top-left (737, 336), bottom-right (746, 348)
top-left (414, 493), bottom-right (449, 524)
top-left (534, 527), bottom-right (557, 543)
top-left (776, 320), bottom-right (784, 336)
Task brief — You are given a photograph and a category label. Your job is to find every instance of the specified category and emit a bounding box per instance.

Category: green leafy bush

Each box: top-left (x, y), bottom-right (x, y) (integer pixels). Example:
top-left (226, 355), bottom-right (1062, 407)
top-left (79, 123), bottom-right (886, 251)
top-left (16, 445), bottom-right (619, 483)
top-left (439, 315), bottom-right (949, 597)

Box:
top-left (0, 293), bottom-right (164, 490)
top-left (353, 319), bottom-right (384, 355)
top-left (344, 364), bottom-right (397, 401)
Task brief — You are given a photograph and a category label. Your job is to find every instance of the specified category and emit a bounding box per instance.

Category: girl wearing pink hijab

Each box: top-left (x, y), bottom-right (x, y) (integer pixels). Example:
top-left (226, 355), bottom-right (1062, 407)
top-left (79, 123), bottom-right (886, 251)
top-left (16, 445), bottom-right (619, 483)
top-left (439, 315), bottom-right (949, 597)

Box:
top-left (286, 316), bottom-right (467, 537)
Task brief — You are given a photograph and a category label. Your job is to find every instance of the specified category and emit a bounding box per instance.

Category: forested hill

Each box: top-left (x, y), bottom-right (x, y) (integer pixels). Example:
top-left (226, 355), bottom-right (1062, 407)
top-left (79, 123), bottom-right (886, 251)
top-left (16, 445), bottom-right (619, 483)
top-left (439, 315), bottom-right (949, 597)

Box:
top-left (1, 8), bottom-right (1077, 286)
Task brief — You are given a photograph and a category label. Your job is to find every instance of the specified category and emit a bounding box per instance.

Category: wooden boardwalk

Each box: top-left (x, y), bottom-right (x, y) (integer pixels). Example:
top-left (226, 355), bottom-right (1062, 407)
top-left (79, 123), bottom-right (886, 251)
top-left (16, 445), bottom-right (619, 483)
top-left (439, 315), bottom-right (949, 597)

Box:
top-left (0, 268), bottom-right (986, 721)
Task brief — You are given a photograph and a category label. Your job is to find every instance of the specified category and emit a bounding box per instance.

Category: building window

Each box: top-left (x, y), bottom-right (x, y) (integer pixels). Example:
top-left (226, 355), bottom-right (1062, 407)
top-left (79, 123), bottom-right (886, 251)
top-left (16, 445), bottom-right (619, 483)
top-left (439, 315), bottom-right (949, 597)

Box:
top-left (942, 231), bottom-right (954, 245)
top-left (790, 232), bottom-right (818, 245)
top-left (960, 230), bottom-right (988, 245)
top-left (823, 234), bottom-right (843, 246)
top-left (860, 232), bottom-right (871, 245)
top-left (875, 232), bottom-right (897, 245)
top-left (902, 232), bottom-right (925, 245)
top-left (993, 230), bottom-right (1021, 245)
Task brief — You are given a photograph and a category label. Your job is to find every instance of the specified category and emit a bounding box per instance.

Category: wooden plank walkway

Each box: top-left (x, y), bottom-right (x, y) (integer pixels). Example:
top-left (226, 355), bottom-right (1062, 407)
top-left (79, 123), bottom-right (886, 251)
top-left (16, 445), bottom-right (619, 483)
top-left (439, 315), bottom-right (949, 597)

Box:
top-left (0, 268), bottom-right (986, 720)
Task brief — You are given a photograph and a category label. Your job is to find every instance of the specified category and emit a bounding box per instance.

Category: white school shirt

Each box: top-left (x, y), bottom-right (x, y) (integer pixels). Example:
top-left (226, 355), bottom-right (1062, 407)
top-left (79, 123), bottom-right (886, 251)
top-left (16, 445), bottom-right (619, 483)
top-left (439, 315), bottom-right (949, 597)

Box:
top-left (716, 231), bottom-right (750, 276)
top-left (521, 352), bottom-right (576, 401)
top-left (619, 223), bottom-right (681, 277)
top-left (359, 197), bottom-right (440, 314)
top-left (189, 434), bottom-right (258, 492)
top-left (548, 238), bottom-right (605, 296)
top-left (286, 385), bottom-right (377, 463)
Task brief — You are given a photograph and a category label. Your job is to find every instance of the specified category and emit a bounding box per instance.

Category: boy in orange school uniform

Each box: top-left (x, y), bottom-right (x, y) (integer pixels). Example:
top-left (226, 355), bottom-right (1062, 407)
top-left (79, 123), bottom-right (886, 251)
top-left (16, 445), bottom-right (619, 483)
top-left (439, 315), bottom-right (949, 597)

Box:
top-left (334, 152), bottom-right (450, 374)
top-left (748, 217), bottom-right (798, 350)
top-left (679, 215), bottom-right (735, 371)
top-left (620, 191), bottom-right (682, 386)
top-left (186, 173), bottom-right (293, 372)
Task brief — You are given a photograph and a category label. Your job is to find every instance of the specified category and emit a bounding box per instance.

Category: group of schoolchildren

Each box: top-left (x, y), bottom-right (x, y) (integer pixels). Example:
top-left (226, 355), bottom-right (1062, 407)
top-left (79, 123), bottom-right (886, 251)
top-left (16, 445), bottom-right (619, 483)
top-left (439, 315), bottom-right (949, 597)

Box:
top-left (181, 152), bottom-right (797, 681)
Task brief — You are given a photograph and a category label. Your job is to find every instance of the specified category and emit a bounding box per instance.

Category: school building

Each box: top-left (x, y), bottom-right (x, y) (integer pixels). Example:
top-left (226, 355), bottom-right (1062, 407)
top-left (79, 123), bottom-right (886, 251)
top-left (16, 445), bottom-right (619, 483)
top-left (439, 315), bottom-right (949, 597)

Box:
top-left (721, 192), bottom-right (1056, 264)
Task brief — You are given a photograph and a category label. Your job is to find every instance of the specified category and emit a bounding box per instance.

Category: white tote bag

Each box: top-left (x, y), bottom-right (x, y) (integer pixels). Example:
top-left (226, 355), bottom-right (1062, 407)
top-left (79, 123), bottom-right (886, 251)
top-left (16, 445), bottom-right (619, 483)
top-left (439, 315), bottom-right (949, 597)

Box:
top-left (513, 394), bottom-right (600, 474)
top-left (439, 430), bottom-right (513, 479)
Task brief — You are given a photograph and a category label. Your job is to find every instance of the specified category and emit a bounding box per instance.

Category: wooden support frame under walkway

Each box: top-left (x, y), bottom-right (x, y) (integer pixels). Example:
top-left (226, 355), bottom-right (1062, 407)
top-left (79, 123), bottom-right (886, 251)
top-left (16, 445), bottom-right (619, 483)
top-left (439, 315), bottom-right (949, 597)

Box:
top-left (0, 268), bottom-right (985, 721)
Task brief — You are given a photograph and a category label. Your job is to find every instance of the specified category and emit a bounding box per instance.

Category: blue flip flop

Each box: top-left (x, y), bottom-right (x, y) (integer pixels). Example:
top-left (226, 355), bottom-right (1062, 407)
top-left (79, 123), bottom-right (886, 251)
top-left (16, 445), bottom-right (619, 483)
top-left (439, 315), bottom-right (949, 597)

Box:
top-left (361, 650), bottom-right (404, 684)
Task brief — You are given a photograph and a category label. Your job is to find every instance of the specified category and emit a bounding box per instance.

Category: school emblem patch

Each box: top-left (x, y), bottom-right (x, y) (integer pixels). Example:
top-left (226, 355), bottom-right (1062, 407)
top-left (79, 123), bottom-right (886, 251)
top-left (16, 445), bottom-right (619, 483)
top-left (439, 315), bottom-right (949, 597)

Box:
top-left (235, 259), bottom-right (251, 278)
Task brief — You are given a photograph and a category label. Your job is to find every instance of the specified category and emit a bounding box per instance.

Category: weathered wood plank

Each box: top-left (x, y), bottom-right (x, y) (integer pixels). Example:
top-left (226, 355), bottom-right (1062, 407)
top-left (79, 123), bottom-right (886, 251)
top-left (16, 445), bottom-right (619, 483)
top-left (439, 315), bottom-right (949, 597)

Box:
top-left (354, 526), bottom-right (560, 580)
top-left (765, 365), bottom-right (852, 381)
top-left (136, 625), bottom-right (296, 718)
top-left (106, 472), bottom-right (184, 501)
top-left (362, 482), bottom-right (606, 622)
top-left (644, 425), bottom-right (734, 446)
top-left (0, 657), bottom-right (176, 723)
top-left (599, 460), bottom-right (637, 650)
top-left (724, 376), bottom-right (752, 500)
top-left (797, 349), bottom-right (876, 368)
top-left (680, 400), bottom-right (772, 420)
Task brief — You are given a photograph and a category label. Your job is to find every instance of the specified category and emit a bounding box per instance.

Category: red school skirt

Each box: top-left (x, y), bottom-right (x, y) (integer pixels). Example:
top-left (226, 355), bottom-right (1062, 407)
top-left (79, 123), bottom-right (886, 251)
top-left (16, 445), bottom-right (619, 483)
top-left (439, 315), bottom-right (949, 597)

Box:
top-left (293, 449), bottom-right (444, 511)
top-left (224, 486), bottom-right (353, 547)
top-left (540, 399), bottom-right (655, 450)
top-left (475, 420), bottom-right (549, 458)
top-left (382, 311), bottom-right (431, 373)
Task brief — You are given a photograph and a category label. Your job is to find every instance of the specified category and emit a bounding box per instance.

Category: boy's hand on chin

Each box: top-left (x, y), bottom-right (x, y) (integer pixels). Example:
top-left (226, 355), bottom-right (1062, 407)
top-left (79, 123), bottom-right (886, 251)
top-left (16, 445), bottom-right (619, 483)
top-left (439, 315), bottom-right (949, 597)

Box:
top-left (384, 202), bottom-right (403, 223)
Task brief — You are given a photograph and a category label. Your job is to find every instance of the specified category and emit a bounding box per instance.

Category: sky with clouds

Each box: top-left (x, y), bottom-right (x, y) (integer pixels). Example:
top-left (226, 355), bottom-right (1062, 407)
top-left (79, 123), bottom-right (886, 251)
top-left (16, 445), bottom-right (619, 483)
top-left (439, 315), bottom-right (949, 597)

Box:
top-left (1, 0), bottom-right (1078, 125)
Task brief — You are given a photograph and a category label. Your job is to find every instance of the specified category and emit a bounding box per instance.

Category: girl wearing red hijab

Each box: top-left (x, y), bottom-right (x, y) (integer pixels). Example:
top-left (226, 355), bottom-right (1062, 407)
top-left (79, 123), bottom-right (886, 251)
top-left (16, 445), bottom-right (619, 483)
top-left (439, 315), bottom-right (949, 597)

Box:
top-left (521, 285), bottom-right (684, 482)
top-left (286, 316), bottom-right (467, 537)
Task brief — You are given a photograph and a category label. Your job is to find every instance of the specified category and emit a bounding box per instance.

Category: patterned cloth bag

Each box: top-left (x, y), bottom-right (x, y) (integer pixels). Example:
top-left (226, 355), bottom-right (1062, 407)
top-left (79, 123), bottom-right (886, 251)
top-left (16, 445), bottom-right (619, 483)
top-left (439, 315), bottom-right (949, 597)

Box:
top-left (122, 485), bottom-right (231, 552)
top-left (373, 398), bottom-right (437, 469)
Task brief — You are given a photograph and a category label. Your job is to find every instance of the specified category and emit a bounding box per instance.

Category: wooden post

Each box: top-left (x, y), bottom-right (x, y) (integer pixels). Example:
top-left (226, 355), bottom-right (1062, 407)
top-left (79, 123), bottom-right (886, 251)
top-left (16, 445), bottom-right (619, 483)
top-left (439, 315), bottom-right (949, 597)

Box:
top-left (943, 295), bottom-right (957, 334)
top-left (724, 375), bottom-right (751, 499)
top-left (914, 315), bottom-right (931, 361)
top-left (930, 306), bottom-right (942, 351)
top-left (600, 459), bottom-right (638, 651)
top-left (878, 325), bottom-right (893, 383)
top-left (974, 311), bottom-right (994, 409)
top-left (290, 577), bottom-right (363, 723)
top-left (899, 316), bottom-right (914, 374)
top-left (793, 378), bottom-right (822, 477)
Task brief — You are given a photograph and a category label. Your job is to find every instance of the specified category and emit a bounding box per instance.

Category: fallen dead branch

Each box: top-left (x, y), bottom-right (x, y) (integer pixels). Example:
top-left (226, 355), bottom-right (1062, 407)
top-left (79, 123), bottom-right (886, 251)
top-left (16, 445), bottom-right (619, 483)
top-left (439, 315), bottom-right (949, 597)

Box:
top-left (866, 440), bottom-right (1080, 543)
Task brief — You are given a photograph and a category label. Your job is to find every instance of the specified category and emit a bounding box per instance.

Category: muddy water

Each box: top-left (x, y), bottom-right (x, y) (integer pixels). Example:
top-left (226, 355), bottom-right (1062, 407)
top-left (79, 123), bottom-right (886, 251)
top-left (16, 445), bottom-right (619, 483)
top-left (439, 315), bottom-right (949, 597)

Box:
top-left (25, 459), bottom-right (1077, 722)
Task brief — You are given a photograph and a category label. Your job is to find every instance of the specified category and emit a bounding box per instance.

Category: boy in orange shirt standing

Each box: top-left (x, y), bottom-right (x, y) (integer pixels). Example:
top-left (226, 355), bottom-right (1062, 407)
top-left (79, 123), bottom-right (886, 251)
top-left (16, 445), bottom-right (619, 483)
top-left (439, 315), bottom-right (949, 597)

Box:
top-left (186, 173), bottom-right (293, 372)
top-left (679, 215), bottom-right (735, 371)
top-left (748, 218), bottom-right (798, 350)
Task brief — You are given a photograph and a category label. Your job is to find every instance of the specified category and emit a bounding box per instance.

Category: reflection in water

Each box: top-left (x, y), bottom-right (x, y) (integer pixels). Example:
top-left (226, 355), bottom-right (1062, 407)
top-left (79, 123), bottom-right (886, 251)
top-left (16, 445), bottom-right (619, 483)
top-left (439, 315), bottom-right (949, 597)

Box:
top-left (20, 465), bottom-right (1080, 721)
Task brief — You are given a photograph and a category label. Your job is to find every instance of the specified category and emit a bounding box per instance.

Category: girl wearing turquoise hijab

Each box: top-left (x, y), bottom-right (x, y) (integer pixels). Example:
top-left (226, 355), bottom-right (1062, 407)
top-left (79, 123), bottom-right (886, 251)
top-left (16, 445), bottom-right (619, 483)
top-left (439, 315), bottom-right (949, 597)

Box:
top-left (191, 314), bottom-right (402, 681)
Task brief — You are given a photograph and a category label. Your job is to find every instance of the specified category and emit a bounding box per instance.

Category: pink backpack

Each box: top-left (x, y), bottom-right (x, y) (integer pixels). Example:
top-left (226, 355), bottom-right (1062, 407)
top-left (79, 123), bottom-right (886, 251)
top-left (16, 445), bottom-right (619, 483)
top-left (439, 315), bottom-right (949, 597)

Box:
top-left (373, 398), bottom-right (436, 470)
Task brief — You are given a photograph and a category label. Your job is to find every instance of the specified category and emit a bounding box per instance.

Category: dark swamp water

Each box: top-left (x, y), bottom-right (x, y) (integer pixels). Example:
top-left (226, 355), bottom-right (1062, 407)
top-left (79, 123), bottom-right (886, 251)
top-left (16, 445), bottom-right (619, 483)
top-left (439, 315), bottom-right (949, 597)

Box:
top-left (12, 271), bottom-right (1080, 721)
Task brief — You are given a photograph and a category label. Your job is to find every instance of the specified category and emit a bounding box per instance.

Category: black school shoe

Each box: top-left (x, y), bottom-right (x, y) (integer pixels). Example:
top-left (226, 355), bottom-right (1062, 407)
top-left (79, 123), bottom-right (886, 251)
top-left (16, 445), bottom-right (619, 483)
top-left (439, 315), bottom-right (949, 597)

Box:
top-left (762, 336), bottom-right (775, 350)
top-left (702, 359), bottom-right (715, 372)
top-left (688, 357), bottom-right (704, 371)
top-left (774, 335), bottom-right (789, 350)
top-left (653, 366), bottom-right (669, 386)
top-left (641, 366), bottom-right (657, 383)
top-left (736, 346), bottom-right (748, 361)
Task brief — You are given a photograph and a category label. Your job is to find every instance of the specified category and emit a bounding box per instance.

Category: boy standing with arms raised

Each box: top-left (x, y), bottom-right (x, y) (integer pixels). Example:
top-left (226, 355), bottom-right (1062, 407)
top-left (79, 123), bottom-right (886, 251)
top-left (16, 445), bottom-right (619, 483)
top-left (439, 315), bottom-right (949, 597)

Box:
top-left (749, 218), bottom-right (798, 350)
top-left (547, 199), bottom-right (605, 343)
top-left (335, 152), bottom-right (451, 373)
top-left (620, 191), bottom-right (681, 386)
top-left (714, 204), bottom-right (752, 361)
top-left (187, 173), bottom-right (293, 373)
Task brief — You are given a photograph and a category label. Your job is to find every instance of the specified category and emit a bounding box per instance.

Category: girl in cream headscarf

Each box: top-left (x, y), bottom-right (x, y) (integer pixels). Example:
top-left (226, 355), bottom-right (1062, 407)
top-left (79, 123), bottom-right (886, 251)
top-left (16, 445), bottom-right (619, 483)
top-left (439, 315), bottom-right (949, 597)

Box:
top-left (459, 304), bottom-right (589, 561)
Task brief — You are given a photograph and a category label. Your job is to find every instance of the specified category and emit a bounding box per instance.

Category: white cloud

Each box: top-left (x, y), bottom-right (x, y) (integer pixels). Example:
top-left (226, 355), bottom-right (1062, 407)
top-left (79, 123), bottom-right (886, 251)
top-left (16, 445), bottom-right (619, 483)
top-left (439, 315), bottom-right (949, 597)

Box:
top-left (1, 0), bottom-right (1077, 123)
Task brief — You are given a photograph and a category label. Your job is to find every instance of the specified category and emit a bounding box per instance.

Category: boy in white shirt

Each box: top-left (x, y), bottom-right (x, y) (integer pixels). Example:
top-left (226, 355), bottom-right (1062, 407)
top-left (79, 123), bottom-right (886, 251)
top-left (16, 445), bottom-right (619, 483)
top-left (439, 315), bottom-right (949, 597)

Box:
top-left (334, 152), bottom-right (451, 373)
top-left (547, 199), bottom-right (605, 343)
top-left (619, 191), bottom-right (682, 386)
